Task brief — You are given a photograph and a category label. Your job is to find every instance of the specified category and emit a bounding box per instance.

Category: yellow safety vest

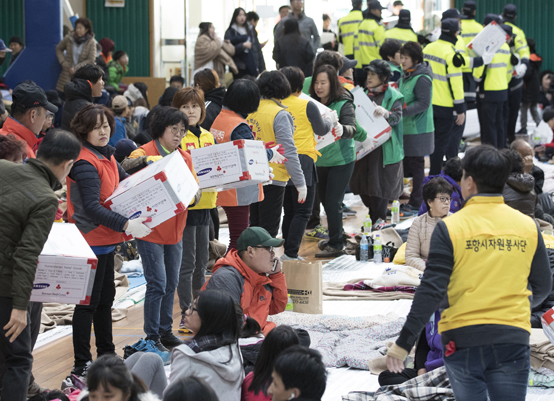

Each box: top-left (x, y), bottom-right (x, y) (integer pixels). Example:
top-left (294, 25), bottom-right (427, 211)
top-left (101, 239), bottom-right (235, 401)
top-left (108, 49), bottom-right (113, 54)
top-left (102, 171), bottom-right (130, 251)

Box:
top-left (338, 10), bottom-right (363, 57)
top-left (281, 95), bottom-right (319, 162)
top-left (181, 127), bottom-right (217, 210)
top-left (354, 18), bottom-right (385, 69)
top-left (384, 27), bottom-right (417, 44)
top-left (460, 19), bottom-right (483, 73)
top-left (247, 99), bottom-right (290, 182)
top-left (505, 21), bottom-right (530, 61)
top-left (423, 39), bottom-right (464, 108)
top-left (473, 43), bottom-right (512, 93)
top-left (440, 195), bottom-right (539, 335)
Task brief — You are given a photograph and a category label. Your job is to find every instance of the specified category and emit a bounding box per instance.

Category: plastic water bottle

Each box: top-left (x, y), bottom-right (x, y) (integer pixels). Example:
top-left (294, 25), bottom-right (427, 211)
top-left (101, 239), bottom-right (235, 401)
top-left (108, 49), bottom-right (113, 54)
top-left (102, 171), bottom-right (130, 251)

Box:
top-left (373, 234), bottom-right (382, 264)
top-left (534, 130), bottom-right (542, 147)
top-left (391, 200), bottom-right (400, 225)
top-left (286, 294), bottom-right (293, 311)
top-left (363, 215), bottom-right (372, 233)
top-left (360, 234), bottom-right (369, 262)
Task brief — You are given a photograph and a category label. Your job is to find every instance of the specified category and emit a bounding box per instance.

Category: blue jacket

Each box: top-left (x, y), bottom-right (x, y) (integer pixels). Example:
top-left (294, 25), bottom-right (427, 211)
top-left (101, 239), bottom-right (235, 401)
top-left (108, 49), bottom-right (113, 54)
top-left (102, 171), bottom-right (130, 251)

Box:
top-left (109, 116), bottom-right (127, 147)
top-left (418, 172), bottom-right (463, 215)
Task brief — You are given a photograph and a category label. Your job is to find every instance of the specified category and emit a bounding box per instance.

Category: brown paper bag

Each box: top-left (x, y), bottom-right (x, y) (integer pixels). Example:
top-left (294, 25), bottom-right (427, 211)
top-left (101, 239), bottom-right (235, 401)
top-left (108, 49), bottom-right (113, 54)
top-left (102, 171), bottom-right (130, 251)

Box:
top-left (282, 260), bottom-right (323, 314)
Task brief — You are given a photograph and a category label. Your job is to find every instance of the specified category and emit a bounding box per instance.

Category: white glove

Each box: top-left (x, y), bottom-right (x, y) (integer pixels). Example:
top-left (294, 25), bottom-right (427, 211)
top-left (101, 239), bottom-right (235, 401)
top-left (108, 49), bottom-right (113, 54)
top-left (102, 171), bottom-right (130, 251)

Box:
top-left (263, 167), bottom-right (274, 186)
top-left (374, 105), bottom-right (390, 119)
top-left (482, 51), bottom-right (495, 65)
top-left (297, 186), bottom-right (308, 204)
top-left (515, 63), bottom-right (528, 79)
top-left (125, 217), bottom-right (152, 238)
top-left (332, 123), bottom-right (344, 138)
top-left (269, 144), bottom-right (287, 164)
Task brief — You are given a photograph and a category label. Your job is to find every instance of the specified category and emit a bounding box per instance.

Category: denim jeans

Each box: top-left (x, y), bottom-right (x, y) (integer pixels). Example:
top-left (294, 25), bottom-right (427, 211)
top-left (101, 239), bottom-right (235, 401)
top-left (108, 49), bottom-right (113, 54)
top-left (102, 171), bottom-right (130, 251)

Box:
top-left (177, 224), bottom-right (209, 315)
top-left (444, 343), bottom-right (530, 401)
top-left (136, 239), bottom-right (183, 340)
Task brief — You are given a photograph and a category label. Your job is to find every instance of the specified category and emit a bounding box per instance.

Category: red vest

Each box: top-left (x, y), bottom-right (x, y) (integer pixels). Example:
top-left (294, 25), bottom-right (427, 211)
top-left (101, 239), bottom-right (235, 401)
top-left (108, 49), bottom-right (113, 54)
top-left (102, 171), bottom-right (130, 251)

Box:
top-left (66, 147), bottom-right (125, 246)
top-left (210, 109), bottom-right (264, 207)
top-left (0, 117), bottom-right (38, 159)
top-left (138, 140), bottom-right (194, 244)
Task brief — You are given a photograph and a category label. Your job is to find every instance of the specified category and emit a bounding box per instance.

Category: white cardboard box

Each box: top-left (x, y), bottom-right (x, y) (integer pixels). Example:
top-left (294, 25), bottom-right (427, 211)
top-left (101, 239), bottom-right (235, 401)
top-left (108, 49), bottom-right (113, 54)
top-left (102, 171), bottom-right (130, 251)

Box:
top-left (190, 139), bottom-right (270, 191)
top-left (467, 21), bottom-right (509, 57)
top-left (105, 151), bottom-right (198, 228)
top-left (31, 223), bottom-right (97, 305)
top-left (298, 93), bottom-right (341, 151)
top-left (351, 86), bottom-right (392, 160)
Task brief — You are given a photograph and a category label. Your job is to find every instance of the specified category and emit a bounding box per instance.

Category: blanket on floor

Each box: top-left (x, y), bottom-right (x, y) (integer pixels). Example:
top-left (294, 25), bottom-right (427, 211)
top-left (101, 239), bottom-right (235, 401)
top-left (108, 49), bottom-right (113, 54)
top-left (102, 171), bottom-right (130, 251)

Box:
top-left (269, 312), bottom-right (405, 370)
top-left (323, 279), bottom-right (415, 300)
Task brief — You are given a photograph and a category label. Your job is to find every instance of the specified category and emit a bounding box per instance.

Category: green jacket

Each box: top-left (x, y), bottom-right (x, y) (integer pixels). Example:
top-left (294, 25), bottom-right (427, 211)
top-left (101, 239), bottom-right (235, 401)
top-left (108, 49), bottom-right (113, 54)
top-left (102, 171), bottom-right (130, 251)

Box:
top-left (107, 60), bottom-right (129, 91)
top-left (380, 86), bottom-right (405, 165)
top-left (0, 159), bottom-right (61, 309)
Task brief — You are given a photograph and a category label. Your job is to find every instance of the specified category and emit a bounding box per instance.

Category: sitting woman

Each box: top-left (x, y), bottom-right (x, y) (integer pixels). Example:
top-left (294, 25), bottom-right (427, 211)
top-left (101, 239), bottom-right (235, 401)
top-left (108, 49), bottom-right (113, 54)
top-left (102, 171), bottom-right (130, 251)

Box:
top-left (242, 325), bottom-right (300, 401)
top-left (78, 354), bottom-right (163, 401)
top-left (405, 177), bottom-right (453, 271)
top-left (502, 148), bottom-right (536, 218)
top-left (166, 290), bottom-right (244, 401)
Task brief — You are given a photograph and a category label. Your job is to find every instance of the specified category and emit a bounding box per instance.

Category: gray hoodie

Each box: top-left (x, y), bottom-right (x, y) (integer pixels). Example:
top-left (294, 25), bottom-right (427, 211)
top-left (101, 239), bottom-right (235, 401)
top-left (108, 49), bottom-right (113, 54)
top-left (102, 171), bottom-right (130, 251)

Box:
top-left (166, 343), bottom-right (244, 401)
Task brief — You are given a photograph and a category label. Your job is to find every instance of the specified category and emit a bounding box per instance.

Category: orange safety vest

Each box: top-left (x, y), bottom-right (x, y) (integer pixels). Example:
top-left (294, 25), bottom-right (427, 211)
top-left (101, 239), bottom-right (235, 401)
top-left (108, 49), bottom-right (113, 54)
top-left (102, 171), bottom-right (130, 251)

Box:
top-left (0, 117), bottom-right (38, 159)
top-left (210, 109), bottom-right (264, 207)
top-left (203, 249), bottom-right (288, 335)
top-left (136, 140), bottom-right (194, 245)
top-left (66, 146), bottom-right (125, 246)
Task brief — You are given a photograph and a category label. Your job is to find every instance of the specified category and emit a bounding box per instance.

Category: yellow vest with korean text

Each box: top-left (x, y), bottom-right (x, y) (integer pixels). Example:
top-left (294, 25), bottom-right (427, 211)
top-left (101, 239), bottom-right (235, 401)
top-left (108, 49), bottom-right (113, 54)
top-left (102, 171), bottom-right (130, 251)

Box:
top-left (280, 95), bottom-right (318, 162)
top-left (439, 195), bottom-right (539, 335)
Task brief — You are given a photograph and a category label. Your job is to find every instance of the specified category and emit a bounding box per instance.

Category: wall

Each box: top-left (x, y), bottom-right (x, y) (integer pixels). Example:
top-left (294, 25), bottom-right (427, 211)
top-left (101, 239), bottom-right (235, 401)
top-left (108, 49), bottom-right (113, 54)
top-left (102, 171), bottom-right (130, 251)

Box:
top-left (87, 0), bottom-right (151, 76)
top-left (0, 0), bottom-right (24, 76)
top-left (454, 0), bottom-right (554, 71)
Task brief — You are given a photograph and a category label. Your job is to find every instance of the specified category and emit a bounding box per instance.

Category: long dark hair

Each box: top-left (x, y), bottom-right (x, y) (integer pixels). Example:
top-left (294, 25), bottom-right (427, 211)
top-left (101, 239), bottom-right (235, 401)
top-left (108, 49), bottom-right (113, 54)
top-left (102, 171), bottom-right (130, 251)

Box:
top-left (248, 325), bottom-right (300, 396)
top-left (163, 377), bottom-right (219, 401)
top-left (228, 8), bottom-right (246, 29)
top-left (193, 290), bottom-right (241, 349)
top-left (309, 64), bottom-right (345, 105)
top-left (199, 22), bottom-right (213, 37)
top-left (133, 82), bottom-right (150, 109)
top-left (283, 18), bottom-right (301, 36)
top-left (86, 355), bottom-right (146, 401)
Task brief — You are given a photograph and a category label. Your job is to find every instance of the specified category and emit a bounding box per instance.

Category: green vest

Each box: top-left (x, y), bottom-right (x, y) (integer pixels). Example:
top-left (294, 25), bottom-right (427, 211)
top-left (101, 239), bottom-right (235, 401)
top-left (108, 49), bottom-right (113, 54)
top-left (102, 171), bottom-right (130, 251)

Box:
top-left (316, 99), bottom-right (356, 167)
top-left (398, 74), bottom-right (434, 136)
top-left (380, 87), bottom-right (404, 166)
top-left (302, 76), bottom-right (312, 95)
top-left (389, 61), bottom-right (402, 77)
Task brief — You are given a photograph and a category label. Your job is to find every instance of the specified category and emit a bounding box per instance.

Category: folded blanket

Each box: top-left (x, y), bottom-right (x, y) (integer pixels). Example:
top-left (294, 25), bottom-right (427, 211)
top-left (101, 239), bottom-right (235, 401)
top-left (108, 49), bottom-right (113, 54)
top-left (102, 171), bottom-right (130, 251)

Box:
top-left (323, 279), bottom-right (414, 301)
top-left (370, 266), bottom-right (422, 288)
top-left (345, 281), bottom-right (416, 294)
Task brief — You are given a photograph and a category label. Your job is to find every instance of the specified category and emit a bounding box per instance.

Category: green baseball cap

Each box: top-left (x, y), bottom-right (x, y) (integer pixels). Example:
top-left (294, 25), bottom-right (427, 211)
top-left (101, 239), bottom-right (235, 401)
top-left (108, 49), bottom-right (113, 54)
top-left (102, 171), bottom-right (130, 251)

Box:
top-left (237, 227), bottom-right (285, 252)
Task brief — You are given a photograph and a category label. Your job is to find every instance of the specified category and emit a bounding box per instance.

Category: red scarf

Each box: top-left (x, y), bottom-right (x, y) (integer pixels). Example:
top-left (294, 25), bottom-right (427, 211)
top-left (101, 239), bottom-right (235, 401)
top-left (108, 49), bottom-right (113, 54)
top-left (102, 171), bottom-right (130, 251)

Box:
top-left (366, 84), bottom-right (389, 97)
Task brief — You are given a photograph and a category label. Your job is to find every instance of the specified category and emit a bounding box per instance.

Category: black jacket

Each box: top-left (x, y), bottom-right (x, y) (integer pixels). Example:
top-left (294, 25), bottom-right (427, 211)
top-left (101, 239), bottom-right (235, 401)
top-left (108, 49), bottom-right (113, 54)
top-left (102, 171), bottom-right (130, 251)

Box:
top-left (62, 78), bottom-right (93, 131)
top-left (200, 87), bottom-right (226, 131)
top-left (249, 22), bottom-right (266, 73)
top-left (532, 248), bottom-right (554, 328)
top-left (502, 173), bottom-right (536, 217)
top-left (273, 33), bottom-right (315, 78)
top-left (225, 26), bottom-right (258, 77)
top-left (522, 56), bottom-right (542, 104)
top-left (333, 89), bottom-right (358, 140)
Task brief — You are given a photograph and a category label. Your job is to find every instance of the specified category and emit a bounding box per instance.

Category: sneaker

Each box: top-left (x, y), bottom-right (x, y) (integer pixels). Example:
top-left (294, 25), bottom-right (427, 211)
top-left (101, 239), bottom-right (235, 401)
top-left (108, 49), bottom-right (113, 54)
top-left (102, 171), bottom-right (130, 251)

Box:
top-left (318, 239), bottom-right (329, 251)
top-left (143, 339), bottom-right (171, 365)
top-left (280, 254), bottom-right (305, 262)
top-left (372, 218), bottom-right (388, 231)
top-left (342, 204), bottom-right (357, 216)
top-left (27, 381), bottom-right (49, 398)
top-left (315, 245), bottom-right (345, 258)
top-left (399, 204), bottom-right (416, 218)
top-left (304, 225), bottom-right (329, 241)
top-left (160, 331), bottom-right (183, 348)
top-left (178, 317), bottom-right (193, 334)
top-left (62, 360), bottom-right (92, 390)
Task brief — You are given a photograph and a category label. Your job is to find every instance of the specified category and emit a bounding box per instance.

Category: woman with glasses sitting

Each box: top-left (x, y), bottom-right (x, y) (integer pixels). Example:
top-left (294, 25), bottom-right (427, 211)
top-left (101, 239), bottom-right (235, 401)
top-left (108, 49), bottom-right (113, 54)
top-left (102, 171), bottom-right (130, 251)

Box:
top-left (405, 177), bottom-right (453, 271)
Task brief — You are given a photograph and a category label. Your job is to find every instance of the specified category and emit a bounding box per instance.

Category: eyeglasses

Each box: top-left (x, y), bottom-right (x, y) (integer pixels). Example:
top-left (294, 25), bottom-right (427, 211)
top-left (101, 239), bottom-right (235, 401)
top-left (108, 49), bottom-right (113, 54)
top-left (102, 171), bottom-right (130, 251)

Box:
top-left (170, 126), bottom-right (187, 137)
top-left (253, 246), bottom-right (274, 253)
top-left (436, 196), bottom-right (452, 204)
top-left (188, 304), bottom-right (198, 313)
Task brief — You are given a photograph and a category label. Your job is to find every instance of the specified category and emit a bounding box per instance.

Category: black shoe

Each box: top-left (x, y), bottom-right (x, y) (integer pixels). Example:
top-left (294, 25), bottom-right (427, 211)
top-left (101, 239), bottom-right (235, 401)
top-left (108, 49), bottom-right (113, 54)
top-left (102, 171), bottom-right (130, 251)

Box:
top-left (315, 245), bottom-right (345, 258)
top-left (318, 239), bottom-right (329, 251)
top-left (159, 331), bottom-right (183, 348)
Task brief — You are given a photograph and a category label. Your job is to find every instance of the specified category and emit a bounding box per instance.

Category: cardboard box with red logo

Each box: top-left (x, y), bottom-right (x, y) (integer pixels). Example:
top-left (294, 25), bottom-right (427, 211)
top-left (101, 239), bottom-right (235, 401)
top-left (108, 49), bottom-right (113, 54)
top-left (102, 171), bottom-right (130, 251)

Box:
top-left (31, 223), bottom-right (97, 305)
top-left (190, 139), bottom-right (270, 191)
top-left (105, 151), bottom-right (199, 228)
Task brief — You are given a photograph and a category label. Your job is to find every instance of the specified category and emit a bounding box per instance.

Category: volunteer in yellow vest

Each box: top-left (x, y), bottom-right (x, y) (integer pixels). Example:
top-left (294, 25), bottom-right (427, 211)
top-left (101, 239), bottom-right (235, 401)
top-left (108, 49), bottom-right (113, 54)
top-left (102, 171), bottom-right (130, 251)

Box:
top-left (353, 0), bottom-right (385, 87)
top-left (280, 66), bottom-right (334, 261)
top-left (384, 9), bottom-right (417, 44)
top-left (171, 87), bottom-right (217, 334)
top-left (379, 38), bottom-right (403, 83)
top-left (122, 106), bottom-right (199, 358)
top-left (423, 18), bottom-right (465, 176)
top-left (398, 41), bottom-right (434, 211)
top-left (502, 3), bottom-right (531, 144)
top-left (386, 145), bottom-right (552, 401)
top-left (209, 79), bottom-right (279, 251)
top-left (440, 8), bottom-right (485, 161)
top-left (247, 71), bottom-right (306, 238)
top-left (66, 104), bottom-right (152, 378)
top-left (350, 59), bottom-right (404, 226)
top-left (473, 22), bottom-right (513, 149)
top-left (337, 0), bottom-right (364, 59)
top-left (460, 1), bottom-right (483, 109)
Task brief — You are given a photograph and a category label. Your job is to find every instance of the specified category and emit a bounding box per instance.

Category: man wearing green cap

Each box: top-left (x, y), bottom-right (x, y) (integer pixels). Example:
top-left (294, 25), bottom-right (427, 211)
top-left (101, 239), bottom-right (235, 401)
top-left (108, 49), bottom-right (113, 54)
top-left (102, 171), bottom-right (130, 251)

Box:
top-left (202, 227), bottom-right (288, 335)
